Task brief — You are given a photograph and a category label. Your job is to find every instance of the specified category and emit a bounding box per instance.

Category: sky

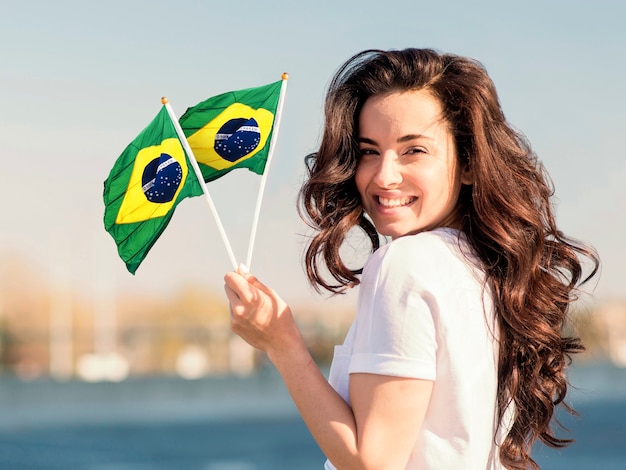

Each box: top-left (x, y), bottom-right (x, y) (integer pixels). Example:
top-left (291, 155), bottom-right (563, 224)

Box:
top-left (0, 0), bottom-right (624, 310)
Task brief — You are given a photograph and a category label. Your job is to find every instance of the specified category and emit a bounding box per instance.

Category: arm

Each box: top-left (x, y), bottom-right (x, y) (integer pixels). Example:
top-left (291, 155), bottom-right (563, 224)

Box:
top-left (224, 271), bottom-right (433, 469)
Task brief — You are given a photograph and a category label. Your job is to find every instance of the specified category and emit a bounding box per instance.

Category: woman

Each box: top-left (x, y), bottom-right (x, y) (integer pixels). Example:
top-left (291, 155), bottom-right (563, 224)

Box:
top-left (224, 49), bottom-right (599, 469)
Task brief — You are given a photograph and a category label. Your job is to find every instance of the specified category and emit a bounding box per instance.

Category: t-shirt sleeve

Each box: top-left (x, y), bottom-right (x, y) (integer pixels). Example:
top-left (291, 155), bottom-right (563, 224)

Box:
top-left (348, 239), bottom-right (438, 381)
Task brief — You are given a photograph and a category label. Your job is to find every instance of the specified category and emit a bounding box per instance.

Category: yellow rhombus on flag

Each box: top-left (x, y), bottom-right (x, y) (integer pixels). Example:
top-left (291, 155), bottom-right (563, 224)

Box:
top-left (103, 106), bottom-right (203, 274)
top-left (179, 80), bottom-right (282, 182)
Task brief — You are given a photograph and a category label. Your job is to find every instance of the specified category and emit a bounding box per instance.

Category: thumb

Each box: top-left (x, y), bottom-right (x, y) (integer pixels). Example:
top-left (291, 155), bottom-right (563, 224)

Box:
top-left (237, 264), bottom-right (285, 304)
top-left (237, 263), bottom-right (250, 275)
top-left (237, 266), bottom-right (273, 297)
top-left (242, 272), bottom-right (267, 293)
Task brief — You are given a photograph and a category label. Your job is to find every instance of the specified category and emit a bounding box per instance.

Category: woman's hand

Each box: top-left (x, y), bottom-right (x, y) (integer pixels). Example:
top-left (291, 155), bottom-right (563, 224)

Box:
top-left (224, 271), bottom-right (431, 469)
top-left (223, 270), bottom-right (301, 357)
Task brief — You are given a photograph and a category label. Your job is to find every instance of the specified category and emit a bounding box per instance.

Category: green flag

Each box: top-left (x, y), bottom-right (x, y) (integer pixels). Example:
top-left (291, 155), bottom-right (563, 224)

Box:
top-left (179, 80), bottom-right (282, 182)
top-left (103, 106), bottom-right (203, 274)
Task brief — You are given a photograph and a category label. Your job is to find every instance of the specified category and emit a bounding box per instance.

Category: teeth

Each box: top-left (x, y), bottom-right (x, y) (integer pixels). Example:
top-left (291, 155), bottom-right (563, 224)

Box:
top-left (378, 196), bottom-right (414, 208)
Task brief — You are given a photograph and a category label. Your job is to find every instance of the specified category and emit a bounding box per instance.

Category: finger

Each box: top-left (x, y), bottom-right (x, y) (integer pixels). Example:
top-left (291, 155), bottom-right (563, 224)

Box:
top-left (228, 269), bottom-right (272, 301)
top-left (224, 285), bottom-right (251, 323)
top-left (241, 273), bottom-right (271, 295)
top-left (224, 272), bottom-right (255, 303)
top-left (223, 283), bottom-right (242, 306)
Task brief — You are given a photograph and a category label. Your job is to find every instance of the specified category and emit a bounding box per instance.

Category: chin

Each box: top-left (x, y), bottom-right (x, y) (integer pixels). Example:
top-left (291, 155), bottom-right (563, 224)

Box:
top-left (377, 226), bottom-right (420, 240)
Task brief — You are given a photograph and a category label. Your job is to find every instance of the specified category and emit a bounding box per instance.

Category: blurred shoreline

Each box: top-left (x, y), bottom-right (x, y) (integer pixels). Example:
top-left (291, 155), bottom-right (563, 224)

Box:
top-left (1, 361), bottom-right (623, 425)
top-left (0, 370), bottom-right (299, 431)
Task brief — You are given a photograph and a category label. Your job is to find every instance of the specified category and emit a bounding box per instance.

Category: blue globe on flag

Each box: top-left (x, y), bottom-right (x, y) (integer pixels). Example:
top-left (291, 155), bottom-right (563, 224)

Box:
top-left (214, 117), bottom-right (261, 162)
top-left (141, 153), bottom-right (183, 203)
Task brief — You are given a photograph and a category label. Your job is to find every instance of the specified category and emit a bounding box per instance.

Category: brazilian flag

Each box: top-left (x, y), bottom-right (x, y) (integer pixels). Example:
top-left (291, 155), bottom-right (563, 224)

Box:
top-left (179, 80), bottom-right (282, 182)
top-left (103, 106), bottom-right (203, 274)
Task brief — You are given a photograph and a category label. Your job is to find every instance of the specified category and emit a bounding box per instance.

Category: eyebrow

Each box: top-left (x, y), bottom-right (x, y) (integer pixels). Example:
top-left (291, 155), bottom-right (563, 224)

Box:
top-left (357, 134), bottom-right (434, 145)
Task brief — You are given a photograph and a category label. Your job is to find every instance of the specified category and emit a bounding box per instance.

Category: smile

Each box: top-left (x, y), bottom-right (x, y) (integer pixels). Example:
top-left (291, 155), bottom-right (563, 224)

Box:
top-left (377, 196), bottom-right (416, 208)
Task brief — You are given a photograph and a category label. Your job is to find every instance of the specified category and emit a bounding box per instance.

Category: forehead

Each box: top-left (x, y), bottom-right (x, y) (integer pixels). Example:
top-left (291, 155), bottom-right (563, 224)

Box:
top-left (358, 90), bottom-right (447, 136)
top-left (359, 90), bottom-right (443, 122)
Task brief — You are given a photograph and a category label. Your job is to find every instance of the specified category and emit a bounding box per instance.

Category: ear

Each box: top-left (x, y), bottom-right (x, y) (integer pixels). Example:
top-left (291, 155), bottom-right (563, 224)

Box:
top-left (460, 160), bottom-right (473, 185)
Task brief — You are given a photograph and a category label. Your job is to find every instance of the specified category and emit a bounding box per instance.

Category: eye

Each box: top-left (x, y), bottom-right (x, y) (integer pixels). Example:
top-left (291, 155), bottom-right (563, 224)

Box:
top-left (358, 147), bottom-right (379, 158)
top-left (405, 147), bottom-right (427, 156)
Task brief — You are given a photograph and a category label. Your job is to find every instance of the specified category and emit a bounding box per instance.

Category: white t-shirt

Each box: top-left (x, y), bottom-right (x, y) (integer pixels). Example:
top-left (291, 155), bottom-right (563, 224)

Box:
top-left (324, 228), bottom-right (505, 469)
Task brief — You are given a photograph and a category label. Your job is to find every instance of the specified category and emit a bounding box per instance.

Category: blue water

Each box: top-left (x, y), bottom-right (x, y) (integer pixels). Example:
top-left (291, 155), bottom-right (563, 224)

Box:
top-left (0, 363), bottom-right (624, 469)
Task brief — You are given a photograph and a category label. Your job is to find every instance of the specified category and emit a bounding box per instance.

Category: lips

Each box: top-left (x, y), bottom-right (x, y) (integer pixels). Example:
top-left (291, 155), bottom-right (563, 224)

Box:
top-left (377, 196), bottom-right (416, 208)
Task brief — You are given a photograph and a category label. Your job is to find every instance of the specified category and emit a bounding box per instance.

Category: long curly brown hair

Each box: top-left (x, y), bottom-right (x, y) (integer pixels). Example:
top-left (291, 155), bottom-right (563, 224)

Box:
top-left (298, 48), bottom-right (600, 469)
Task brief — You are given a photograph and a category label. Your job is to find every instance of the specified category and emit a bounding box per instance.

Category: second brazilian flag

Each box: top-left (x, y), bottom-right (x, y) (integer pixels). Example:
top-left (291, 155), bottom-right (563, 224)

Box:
top-left (179, 80), bottom-right (282, 182)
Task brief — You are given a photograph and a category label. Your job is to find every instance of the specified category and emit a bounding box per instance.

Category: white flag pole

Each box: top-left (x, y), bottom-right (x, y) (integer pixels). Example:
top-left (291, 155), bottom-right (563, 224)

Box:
top-left (245, 74), bottom-right (289, 270)
top-left (162, 97), bottom-right (239, 270)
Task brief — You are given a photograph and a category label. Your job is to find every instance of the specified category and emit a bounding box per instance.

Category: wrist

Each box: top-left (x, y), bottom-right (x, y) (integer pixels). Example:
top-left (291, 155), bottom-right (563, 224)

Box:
top-left (266, 327), bottom-right (312, 371)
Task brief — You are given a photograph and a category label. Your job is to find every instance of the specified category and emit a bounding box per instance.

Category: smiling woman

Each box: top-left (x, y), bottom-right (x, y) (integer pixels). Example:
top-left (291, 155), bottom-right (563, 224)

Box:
top-left (355, 90), bottom-right (472, 239)
top-left (223, 48), bottom-right (600, 470)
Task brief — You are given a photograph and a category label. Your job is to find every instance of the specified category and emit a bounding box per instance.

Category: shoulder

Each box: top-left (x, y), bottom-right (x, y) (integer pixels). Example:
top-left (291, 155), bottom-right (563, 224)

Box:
top-left (361, 228), bottom-right (485, 295)
top-left (391, 228), bottom-right (462, 258)
top-left (367, 229), bottom-right (469, 272)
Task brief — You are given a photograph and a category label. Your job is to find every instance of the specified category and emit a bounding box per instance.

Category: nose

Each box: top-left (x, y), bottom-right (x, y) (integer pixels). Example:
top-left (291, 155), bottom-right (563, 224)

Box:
top-left (373, 153), bottom-right (402, 188)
